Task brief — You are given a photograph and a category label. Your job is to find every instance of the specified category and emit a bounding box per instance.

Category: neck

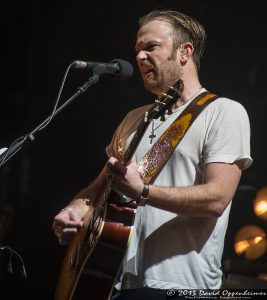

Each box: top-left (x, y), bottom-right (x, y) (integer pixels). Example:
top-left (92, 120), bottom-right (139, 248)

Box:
top-left (179, 67), bottom-right (202, 102)
top-left (156, 66), bottom-right (201, 101)
top-left (180, 83), bottom-right (203, 103)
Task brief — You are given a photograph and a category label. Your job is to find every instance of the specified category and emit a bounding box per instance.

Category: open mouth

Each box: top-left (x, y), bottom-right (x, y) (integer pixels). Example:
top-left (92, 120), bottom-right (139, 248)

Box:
top-left (143, 67), bottom-right (155, 78)
top-left (139, 61), bottom-right (156, 80)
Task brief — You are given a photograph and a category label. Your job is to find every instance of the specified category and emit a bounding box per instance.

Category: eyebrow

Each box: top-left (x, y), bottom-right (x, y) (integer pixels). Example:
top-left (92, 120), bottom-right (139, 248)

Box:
top-left (135, 40), bottom-right (159, 52)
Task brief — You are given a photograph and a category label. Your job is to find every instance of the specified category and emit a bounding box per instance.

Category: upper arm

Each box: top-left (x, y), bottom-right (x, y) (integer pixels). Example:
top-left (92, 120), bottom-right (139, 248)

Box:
top-left (203, 99), bottom-right (252, 170)
top-left (203, 161), bottom-right (242, 214)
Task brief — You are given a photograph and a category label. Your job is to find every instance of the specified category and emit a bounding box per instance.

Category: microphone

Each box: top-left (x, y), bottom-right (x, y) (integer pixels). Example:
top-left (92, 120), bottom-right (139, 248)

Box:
top-left (0, 148), bottom-right (7, 155)
top-left (73, 59), bottom-right (133, 80)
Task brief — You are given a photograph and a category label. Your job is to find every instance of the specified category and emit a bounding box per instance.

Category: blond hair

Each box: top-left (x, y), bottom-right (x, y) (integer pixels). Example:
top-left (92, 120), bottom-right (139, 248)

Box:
top-left (139, 10), bottom-right (206, 71)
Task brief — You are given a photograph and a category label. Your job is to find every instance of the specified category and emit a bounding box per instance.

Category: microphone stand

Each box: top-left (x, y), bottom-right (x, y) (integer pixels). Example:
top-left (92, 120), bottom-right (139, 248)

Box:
top-left (0, 73), bottom-right (99, 168)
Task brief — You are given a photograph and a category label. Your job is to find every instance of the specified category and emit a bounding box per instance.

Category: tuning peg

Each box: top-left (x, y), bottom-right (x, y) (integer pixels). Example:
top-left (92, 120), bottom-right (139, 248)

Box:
top-left (168, 85), bottom-right (177, 92)
top-left (144, 111), bottom-right (148, 123)
top-left (160, 115), bottom-right (166, 122)
top-left (161, 93), bottom-right (173, 100)
top-left (155, 99), bottom-right (166, 106)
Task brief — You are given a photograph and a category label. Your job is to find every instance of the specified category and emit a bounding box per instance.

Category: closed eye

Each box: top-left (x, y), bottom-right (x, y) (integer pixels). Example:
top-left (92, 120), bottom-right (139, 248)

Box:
top-left (135, 43), bottom-right (159, 53)
top-left (146, 44), bottom-right (158, 52)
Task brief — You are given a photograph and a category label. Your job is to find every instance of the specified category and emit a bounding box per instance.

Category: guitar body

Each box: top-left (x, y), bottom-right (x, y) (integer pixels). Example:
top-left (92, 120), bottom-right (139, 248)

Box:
top-left (54, 81), bottom-right (181, 300)
top-left (54, 183), bottom-right (136, 300)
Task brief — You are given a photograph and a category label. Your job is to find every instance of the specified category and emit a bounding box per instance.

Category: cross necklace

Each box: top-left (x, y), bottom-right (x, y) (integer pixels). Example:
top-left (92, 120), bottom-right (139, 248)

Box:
top-left (148, 112), bottom-right (175, 144)
top-left (148, 96), bottom-right (185, 144)
top-left (148, 129), bottom-right (157, 144)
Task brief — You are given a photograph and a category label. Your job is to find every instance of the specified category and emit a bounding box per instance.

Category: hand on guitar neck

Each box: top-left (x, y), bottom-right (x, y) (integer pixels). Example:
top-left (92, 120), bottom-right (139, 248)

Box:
top-left (106, 156), bottom-right (144, 201)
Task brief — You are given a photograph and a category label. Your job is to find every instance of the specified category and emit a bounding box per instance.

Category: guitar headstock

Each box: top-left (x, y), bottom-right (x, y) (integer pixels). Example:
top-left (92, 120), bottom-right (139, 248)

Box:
top-left (145, 80), bottom-right (181, 122)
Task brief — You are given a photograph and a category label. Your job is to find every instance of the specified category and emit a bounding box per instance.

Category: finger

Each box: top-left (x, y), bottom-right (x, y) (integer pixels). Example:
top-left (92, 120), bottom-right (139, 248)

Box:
top-left (106, 157), bottom-right (118, 169)
top-left (109, 173), bottom-right (123, 185)
top-left (62, 227), bottom-right (79, 234)
top-left (52, 222), bottom-right (62, 234)
top-left (59, 236), bottom-right (72, 246)
top-left (54, 217), bottom-right (82, 228)
top-left (128, 154), bottom-right (137, 166)
top-left (106, 173), bottom-right (112, 184)
top-left (57, 228), bottom-right (79, 245)
top-left (54, 224), bottom-right (79, 240)
top-left (106, 157), bottom-right (126, 175)
top-left (52, 221), bottom-right (58, 231)
top-left (68, 210), bottom-right (83, 225)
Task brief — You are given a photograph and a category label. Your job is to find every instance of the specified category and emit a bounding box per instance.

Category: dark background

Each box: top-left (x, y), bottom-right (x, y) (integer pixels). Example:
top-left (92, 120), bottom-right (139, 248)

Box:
top-left (1, 0), bottom-right (267, 299)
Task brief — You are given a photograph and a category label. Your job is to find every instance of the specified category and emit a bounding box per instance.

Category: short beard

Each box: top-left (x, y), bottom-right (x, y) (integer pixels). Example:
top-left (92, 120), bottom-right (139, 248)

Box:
top-left (143, 49), bottom-right (179, 95)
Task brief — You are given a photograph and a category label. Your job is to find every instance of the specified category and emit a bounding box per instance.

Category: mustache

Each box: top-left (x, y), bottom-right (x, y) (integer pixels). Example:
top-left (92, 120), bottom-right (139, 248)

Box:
top-left (141, 60), bottom-right (154, 68)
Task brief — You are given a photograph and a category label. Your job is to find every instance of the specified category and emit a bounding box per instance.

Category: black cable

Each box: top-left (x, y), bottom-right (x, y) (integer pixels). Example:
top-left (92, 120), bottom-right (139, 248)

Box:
top-left (0, 61), bottom-right (76, 167)
top-left (0, 246), bottom-right (27, 278)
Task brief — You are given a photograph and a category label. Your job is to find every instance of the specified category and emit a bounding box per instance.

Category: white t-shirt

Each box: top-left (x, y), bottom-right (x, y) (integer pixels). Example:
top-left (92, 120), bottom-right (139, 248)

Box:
top-left (106, 92), bottom-right (252, 290)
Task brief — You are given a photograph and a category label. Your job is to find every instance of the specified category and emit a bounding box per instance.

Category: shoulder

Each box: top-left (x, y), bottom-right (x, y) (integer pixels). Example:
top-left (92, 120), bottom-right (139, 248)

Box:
top-left (123, 104), bottom-right (153, 123)
top-left (199, 96), bottom-right (251, 137)
top-left (106, 103), bottom-right (152, 159)
top-left (116, 104), bottom-right (153, 134)
top-left (209, 96), bottom-right (248, 111)
top-left (204, 96), bottom-right (249, 120)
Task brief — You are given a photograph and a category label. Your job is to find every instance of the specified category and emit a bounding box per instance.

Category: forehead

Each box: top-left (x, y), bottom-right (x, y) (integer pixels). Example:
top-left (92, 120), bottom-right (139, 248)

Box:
top-left (136, 20), bottom-right (173, 47)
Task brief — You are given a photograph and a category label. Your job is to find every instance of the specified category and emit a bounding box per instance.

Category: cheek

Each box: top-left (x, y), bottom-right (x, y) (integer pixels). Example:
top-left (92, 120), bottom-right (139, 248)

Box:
top-left (161, 61), bottom-right (180, 79)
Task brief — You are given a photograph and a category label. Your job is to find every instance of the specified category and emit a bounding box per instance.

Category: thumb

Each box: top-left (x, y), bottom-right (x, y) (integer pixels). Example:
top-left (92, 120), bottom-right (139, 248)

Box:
top-left (107, 157), bottom-right (127, 175)
top-left (128, 154), bottom-right (137, 167)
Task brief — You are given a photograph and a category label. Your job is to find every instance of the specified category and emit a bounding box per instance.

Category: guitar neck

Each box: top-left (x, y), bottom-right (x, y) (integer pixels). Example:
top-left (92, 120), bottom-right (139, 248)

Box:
top-left (123, 115), bottom-right (150, 164)
top-left (123, 80), bottom-right (181, 165)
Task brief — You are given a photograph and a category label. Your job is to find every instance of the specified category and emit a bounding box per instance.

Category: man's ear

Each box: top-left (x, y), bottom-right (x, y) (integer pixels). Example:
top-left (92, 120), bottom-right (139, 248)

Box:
top-left (179, 42), bottom-right (194, 64)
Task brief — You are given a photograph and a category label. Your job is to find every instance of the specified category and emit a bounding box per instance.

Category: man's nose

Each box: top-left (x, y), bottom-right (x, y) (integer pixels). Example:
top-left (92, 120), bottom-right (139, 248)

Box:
top-left (136, 50), bottom-right (147, 61)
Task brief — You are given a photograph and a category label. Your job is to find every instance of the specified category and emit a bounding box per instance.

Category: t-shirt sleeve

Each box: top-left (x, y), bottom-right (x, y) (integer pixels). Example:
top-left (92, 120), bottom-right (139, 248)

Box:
top-left (106, 116), bottom-right (126, 159)
top-left (203, 98), bottom-right (253, 170)
top-left (105, 104), bottom-right (152, 160)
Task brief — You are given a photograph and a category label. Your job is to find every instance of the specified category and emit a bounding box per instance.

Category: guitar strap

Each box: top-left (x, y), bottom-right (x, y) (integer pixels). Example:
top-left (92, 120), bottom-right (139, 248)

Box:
top-left (138, 91), bottom-right (219, 184)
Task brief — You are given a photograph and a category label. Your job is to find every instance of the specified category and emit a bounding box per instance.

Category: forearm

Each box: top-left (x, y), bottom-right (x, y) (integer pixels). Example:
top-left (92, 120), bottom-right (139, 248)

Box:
top-left (66, 187), bottom-right (93, 219)
top-left (147, 183), bottom-right (228, 217)
top-left (65, 167), bottom-right (108, 219)
top-left (146, 162), bottom-right (242, 217)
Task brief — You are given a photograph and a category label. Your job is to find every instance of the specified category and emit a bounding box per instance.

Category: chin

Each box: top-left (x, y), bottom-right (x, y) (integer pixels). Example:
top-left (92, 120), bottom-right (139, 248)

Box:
top-left (144, 81), bottom-right (158, 94)
top-left (143, 75), bottom-right (157, 87)
top-left (145, 79), bottom-right (167, 95)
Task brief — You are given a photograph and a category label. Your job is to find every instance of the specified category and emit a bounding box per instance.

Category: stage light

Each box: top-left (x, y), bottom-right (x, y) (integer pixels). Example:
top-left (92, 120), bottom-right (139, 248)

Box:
top-left (234, 224), bottom-right (267, 260)
top-left (254, 187), bottom-right (267, 221)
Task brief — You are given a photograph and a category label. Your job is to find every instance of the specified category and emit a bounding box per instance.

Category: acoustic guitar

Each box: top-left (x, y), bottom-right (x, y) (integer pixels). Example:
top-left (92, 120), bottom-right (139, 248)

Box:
top-left (54, 81), bottom-right (181, 300)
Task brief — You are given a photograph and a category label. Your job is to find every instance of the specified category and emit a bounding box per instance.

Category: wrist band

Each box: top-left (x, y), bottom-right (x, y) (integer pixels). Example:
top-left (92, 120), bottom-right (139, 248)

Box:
top-left (136, 184), bottom-right (149, 206)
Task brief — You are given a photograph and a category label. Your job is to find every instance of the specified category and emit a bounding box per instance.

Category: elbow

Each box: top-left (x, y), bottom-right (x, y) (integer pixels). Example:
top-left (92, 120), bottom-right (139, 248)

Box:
top-left (205, 183), bottom-right (232, 217)
top-left (208, 196), bottom-right (230, 218)
top-left (209, 206), bottom-right (224, 218)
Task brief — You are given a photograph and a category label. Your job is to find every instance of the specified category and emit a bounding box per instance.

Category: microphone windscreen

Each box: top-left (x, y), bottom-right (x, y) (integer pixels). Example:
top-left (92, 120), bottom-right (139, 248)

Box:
top-left (110, 59), bottom-right (133, 81)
